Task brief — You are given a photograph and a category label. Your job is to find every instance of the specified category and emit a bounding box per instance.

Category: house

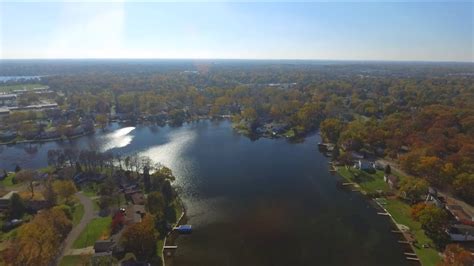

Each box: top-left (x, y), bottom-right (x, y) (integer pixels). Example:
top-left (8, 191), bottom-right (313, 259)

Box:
top-left (446, 204), bottom-right (474, 224)
top-left (351, 152), bottom-right (365, 160)
top-left (355, 160), bottom-right (374, 171)
top-left (0, 94), bottom-right (17, 106)
top-left (0, 191), bottom-right (18, 210)
top-left (131, 192), bottom-right (145, 205)
top-left (126, 204), bottom-right (146, 224)
top-left (384, 175), bottom-right (399, 189)
top-left (0, 108), bottom-right (10, 118)
top-left (94, 239), bottom-right (115, 253)
top-left (425, 187), bottom-right (446, 208)
top-left (447, 224), bottom-right (474, 242)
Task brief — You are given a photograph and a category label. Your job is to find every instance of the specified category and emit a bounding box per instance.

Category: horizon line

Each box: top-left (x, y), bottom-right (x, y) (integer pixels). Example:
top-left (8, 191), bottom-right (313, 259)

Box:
top-left (1, 57), bottom-right (473, 64)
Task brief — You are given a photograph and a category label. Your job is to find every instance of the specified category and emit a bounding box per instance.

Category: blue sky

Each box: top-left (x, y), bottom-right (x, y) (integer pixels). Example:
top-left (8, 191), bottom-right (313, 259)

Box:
top-left (0, 2), bottom-right (472, 61)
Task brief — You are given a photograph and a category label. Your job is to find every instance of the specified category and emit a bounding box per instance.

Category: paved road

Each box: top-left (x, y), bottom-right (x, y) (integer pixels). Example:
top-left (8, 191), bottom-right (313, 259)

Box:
top-left (58, 192), bottom-right (96, 262)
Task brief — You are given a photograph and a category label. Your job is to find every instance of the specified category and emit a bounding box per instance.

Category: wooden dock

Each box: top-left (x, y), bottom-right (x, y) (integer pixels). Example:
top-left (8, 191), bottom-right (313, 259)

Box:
top-left (373, 199), bottom-right (421, 265)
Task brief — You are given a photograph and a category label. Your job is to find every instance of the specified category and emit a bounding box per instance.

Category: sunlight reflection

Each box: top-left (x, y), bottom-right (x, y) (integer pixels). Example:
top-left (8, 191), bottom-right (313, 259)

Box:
top-left (138, 129), bottom-right (196, 171)
top-left (100, 126), bottom-right (135, 152)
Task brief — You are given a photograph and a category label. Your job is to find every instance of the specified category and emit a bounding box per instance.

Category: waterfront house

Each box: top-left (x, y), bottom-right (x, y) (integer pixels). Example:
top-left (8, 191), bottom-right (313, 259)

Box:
top-left (0, 191), bottom-right (18, 211)
top-left (447, 224), bottom-right (474, 242)
top-left (425, 187), bottom-right (446, 208)
top-left (355, 160), bottom-right (374, 172)
top-left (446, 204), bottom-right (474, 224)
top-left (94, 239), bottom-right (116, 253)
top-left (126, 204), bottom-right (146, 224)
top-left (131, 192), bottom-right (145, 205)
top-left (351, 152), bottom-right (365, 160)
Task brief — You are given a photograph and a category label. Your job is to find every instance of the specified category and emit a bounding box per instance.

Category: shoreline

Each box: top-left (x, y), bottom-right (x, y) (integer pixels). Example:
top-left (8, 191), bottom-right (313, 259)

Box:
top-left (334, 165), bottom-right (441, 265)
top-left (162, 197), bottom-right (186, 266)
top-left (0, 130), bottom-right (95, 146)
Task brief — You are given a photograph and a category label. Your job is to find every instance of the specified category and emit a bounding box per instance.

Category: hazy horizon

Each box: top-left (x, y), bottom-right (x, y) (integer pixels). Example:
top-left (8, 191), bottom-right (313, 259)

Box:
top-left (1, 2), bottom-right (473, 62)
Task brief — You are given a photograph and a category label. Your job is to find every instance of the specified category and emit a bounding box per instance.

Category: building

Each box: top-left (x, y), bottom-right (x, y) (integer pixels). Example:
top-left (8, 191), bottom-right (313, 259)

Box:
top-left (355, 160), bottom-right (374, 172)
top-left (0, 107), bottom-right (10, 118)
top-left (0, 94), bottom-right (17, 106)
top-left (126, 204), bottom-right (146, 224)
top-left (94, 239), bottom-right (116, 253)
top-left (131, 192), bottom-right (145, 205)
top-left (447, 224), bottom-right (474, 242)
top-left (446, 204), bottom-right (474, 224)
top-left (0, 191), bottom-right (18, 210)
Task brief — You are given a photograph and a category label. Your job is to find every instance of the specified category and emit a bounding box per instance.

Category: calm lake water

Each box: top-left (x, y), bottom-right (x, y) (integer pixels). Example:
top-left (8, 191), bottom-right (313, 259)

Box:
top-left (0, 120), bottom-right (408, 266)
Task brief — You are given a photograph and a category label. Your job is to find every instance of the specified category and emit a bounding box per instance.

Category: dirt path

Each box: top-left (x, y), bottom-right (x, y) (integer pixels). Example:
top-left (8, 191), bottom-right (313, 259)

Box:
top-left (58, 192), bottom-right (96, 262)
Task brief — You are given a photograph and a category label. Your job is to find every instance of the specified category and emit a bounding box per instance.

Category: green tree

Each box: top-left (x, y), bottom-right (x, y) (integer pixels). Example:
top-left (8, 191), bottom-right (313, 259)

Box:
top-left (146, 191), bottom-right (165, 216)
top-left (53, 179), bottom-right (77, 205)
top-left (412, 203), bottom-right (449, 249)
top-left (398, 176), bottom-right (428, 203)
top-left (8, 193), bottom-right (26, 219)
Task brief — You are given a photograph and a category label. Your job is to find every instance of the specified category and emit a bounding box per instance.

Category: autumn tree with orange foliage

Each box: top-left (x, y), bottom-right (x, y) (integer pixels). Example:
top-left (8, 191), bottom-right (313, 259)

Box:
top-left (438, 244), bottom-right (474, 266)
top-left (1, 208), bottom-right (72, 265)
top-left (120, 215), bottom-right (159, 261)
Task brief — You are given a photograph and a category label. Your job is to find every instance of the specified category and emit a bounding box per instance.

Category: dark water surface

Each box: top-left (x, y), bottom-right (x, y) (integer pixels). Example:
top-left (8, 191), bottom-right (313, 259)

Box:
top-left (0, 120), bottom-right (407, 266)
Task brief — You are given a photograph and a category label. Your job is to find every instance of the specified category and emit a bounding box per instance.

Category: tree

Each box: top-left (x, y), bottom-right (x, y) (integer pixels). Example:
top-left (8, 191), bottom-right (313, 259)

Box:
top-left (15, 170), bottom-right (36, 198)
top-left (53, 179), bottom-right (77, 205)
top-left (320, 118), bottom-right (344, 143)
top-left (398, 176), bottom-right (428, 203)
top-left (146, 191), bottom-right (165, 216)
top-left (95, 114), bottom-right (108, 129)
top-left (161, 180), bottom-right (174, 204)
top-left (43, 178), bottom-right (57, 208)
top-left (439, 244), bottom-right (474, 266)
top-left (384, 164), bottom-right (391, 176)
top-left (120, 215), bottom-right (158, 260)
top-left (453, 173), bottom-right (474, 204)
top-left (143, 166), bottom-right (151, 193)
top-left (8, 193), bottom-right (26, 219)
top-left (412, 203), bottom-right (449, 249)
top-left (10, 208), bottom-right (72, 265)
top-left (150, 166), bottom-right (175, 192)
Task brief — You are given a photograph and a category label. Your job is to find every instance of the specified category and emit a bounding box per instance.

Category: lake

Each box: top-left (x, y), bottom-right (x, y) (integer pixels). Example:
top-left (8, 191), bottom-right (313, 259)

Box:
top-left (0, 120), bottom-right (408, 266)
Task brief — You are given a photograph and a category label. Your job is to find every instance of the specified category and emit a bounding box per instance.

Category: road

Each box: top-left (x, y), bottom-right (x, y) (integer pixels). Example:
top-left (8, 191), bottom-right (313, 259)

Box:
top-left (58, 192), bottom-right (96, 262)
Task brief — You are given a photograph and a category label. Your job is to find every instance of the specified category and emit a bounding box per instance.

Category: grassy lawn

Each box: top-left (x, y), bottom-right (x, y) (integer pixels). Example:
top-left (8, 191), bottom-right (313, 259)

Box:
top-left (72, 216), bottom-right (111, 249)
top-left (337, 166), bottom-right (389, 193)
top-left (59, 255), bottom-right (91, 266)
top-left (72, 203), bottom-right (85, 227)
top-left (156, 238), bottom-right (165, 259)
top-left (384, 198), bottom-right (441, 266)
top-left (81, 184), bottom-right (98, 198)
top-left (0, 173), bottom-right (16, 187)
